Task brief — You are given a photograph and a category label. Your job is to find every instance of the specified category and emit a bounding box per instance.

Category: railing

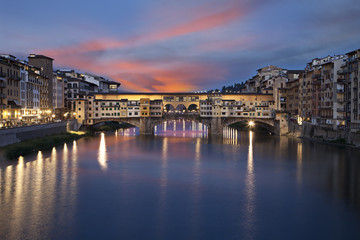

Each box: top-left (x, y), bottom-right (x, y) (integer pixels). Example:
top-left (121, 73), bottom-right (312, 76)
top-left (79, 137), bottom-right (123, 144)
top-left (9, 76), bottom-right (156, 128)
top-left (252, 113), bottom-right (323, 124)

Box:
top-left (337, 98), bottom-right (345, 102)
top-left (337, 69), bottom-right (347, 75)
top-left (336, 89), bottom-right (345, 93)
top-left (312, 74), bottom-right (322, 79)
top-left (0, 93), bottom-right (6, 98)
top-left (0, 104), bottom-right (6, 109)
top-left (311, 79), bottom-right (321, 85)
top-left (0, 72), bottom-right (6, 78)
top-left (0, 82), bottom-right (6, 88)
top-left (337, 108), bottom-right (346, 112)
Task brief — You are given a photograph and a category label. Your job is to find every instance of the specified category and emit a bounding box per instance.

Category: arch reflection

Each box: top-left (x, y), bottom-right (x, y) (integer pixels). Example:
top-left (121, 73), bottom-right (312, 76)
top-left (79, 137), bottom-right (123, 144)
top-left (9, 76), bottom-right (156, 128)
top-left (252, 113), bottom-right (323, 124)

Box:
top-left (154, 120), bottom-right (207, 138)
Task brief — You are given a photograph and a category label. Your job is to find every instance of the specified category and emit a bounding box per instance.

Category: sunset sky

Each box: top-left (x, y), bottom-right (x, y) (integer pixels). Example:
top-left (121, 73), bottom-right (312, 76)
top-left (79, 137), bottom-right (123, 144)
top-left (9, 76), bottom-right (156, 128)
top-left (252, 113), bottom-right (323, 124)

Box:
top-left (1, 0), bottom-right (360, 92)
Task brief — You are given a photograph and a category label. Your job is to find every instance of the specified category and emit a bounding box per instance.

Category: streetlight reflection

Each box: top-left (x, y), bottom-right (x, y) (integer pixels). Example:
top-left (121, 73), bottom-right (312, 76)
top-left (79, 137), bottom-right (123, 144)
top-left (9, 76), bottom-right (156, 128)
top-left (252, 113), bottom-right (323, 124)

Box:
top-left (243, 130), bottom-right (256, 239)
top-left (98, 133), bottom-right (108, 171)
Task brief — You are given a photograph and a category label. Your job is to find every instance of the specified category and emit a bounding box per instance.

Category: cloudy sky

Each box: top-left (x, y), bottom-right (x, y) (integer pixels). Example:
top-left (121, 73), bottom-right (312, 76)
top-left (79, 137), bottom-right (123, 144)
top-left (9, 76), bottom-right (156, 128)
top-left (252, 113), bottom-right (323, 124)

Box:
top-left (1, 0), bottom-right (360, 92)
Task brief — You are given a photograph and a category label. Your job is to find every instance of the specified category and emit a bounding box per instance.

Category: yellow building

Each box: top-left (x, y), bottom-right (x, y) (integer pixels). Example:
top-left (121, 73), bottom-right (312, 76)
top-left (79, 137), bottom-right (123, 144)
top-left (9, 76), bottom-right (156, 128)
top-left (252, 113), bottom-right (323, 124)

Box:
top-left (140, 98), bottom-right (150, 117)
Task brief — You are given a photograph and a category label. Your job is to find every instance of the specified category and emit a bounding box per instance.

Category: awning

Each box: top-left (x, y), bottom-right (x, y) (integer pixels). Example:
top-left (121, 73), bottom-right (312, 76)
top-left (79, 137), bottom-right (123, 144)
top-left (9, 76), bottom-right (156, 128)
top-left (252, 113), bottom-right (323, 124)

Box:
top-left (8, 100), bottom-right (21, 109)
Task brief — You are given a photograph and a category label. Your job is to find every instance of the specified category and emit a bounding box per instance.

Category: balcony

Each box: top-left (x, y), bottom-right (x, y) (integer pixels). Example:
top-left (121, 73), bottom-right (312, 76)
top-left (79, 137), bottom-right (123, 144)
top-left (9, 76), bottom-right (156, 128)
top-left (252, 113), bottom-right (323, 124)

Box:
top-left (0, 93), bottom-right (7, 98)
top-left (336, 89), bottom-right (345, 93)
top-left (312, 74), bottom-right (322, 79)
top-left (311, 79), bottom-right (321, 85)
top-left (8, 75), bottom-right (21, 81)
top-left (337, 69), bottom-right (347, 75)
top-left (337, 98), bottom-right (345, 102)
top-left (0, 72), bottom-right (6, 78)
top-left (348, 57), bottom-right (357, 62)
top-left (337, 108), bottom-right (346, 112)
top-left (336, 116), bottom-right (346, 120)
top-left (0, 82), bottom-right (6, 88)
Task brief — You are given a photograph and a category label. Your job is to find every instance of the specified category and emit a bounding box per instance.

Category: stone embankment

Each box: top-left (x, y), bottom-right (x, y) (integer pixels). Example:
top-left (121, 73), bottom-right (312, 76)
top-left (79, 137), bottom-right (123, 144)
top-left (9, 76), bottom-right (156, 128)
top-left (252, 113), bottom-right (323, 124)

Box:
top-left (0, 120), bottom-right (78, 147)
top-left (288, 121), bottom-right (360, 147)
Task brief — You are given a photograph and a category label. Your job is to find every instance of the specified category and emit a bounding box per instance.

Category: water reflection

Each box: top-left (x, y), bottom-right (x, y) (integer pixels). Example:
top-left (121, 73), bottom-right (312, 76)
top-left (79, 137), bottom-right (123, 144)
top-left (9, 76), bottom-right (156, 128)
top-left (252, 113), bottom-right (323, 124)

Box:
top-left (1, 129), bottom-right (360, 239)
top-left (243, 131), bottom-right (256, 239)
top-left (223, 126), bottom-right (238, 145)
top-left (0, 143), bottom-right (78, 240)
top-left (155, 120), bottom-right (207, 138)
top-left (297, 142), bottom-right (303, 184)
top-left (98, 132), bottom-right (108, 170)
top-left (156, 137), bottom-right (169, 237)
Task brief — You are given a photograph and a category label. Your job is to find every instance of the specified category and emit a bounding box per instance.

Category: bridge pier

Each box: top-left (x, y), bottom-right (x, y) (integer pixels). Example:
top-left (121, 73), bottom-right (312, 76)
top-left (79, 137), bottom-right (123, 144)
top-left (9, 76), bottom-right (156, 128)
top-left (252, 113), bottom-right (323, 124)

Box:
top-left (139, 118), bottom-right (154, 135)
top-left (209, 117), bottom-right (223, 136)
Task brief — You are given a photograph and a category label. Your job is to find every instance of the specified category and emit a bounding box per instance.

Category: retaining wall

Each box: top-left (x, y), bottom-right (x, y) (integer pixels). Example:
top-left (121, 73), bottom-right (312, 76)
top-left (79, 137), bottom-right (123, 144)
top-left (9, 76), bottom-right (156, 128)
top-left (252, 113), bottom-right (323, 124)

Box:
top-left (301, 122), bottom-right (360, 147)
top-left (0, 120), bottom-right (78, 147)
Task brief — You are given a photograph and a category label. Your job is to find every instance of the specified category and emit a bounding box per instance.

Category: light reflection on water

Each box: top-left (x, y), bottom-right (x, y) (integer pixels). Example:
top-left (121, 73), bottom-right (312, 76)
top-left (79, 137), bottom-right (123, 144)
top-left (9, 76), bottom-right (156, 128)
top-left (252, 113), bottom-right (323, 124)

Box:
top-left (155, 119), bottom-right (208, 138)
top-left (98, 133), bottom-right (107, 171)
top-left (0, 123), bottom-right (360, 239)
top-left (243, 131), bottom-right (256, 239)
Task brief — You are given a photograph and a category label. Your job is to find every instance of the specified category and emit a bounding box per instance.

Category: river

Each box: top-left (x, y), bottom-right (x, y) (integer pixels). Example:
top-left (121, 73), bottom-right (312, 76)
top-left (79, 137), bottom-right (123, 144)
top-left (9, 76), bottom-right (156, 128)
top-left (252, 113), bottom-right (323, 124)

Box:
top-left (0, 120), bottom-right (359, 239)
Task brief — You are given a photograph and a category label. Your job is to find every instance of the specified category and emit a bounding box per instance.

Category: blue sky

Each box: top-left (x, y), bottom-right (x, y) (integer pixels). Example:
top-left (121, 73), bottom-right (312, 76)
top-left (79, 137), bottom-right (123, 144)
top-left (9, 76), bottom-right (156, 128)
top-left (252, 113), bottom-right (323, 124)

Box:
top-left (1, 0), bottom-right (359, 91)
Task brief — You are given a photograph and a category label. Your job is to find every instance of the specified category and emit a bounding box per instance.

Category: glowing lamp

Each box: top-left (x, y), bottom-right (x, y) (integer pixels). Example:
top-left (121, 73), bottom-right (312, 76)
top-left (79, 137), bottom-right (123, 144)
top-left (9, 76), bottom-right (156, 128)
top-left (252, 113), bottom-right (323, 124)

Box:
top-left (248, 121), bottom-right (255, 127)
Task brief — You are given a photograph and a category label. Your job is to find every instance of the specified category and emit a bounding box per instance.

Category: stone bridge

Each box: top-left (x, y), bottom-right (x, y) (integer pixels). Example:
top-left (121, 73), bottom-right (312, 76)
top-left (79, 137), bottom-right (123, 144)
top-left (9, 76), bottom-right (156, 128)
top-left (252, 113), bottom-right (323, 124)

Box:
top-left (90, 115), bottom-right (288, 135)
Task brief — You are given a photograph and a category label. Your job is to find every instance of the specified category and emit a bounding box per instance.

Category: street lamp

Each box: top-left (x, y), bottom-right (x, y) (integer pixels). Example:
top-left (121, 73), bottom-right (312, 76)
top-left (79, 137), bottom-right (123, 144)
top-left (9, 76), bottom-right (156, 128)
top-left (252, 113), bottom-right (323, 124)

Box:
top-left (248, 121), bottom-right (255, 128)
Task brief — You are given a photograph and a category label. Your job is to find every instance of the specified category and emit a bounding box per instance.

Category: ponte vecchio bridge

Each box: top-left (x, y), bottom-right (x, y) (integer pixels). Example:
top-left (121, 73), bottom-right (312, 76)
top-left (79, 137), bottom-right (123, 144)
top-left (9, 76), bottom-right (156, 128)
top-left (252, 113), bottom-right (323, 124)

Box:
top-left (75, 92), bottom-right (289, 135)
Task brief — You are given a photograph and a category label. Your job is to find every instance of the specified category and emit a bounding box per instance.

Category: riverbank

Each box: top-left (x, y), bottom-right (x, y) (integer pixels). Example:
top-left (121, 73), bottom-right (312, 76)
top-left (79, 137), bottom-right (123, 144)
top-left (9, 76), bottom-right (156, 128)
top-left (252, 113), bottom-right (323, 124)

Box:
top-left (1, 131), bottom-right (88, 160)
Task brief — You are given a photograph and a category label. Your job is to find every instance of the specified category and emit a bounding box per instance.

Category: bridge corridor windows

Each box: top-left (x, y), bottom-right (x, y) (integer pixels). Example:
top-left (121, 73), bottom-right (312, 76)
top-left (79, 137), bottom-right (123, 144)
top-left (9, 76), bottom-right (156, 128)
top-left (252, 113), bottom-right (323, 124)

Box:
top-left (163, 96), bottom-right (174, 102)
top-left (189, 96), bottom-right (199, 102)
top-left (175, 96), bottom-right (186, 102)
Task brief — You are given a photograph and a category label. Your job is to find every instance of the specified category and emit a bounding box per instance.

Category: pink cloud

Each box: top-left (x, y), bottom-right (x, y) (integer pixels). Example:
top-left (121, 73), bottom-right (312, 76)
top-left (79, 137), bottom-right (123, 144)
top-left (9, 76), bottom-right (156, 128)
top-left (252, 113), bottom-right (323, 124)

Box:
top-left (38, 4), bottom-right (246, 92)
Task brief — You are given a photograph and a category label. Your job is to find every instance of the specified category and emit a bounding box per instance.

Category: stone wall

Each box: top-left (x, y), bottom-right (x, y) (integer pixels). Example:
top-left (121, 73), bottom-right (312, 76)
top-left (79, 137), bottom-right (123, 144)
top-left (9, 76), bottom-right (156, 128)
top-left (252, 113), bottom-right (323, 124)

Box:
top-left (300, 122), bottom-right (360, 147)
top-left (0, 120), bottom-right (78, 147)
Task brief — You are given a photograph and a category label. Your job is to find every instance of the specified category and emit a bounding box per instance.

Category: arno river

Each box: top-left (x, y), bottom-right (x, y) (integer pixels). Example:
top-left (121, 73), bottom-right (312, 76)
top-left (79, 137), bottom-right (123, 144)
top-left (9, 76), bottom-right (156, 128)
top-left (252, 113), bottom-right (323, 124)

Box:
top-left (0, 120), bottom-right (360, 239)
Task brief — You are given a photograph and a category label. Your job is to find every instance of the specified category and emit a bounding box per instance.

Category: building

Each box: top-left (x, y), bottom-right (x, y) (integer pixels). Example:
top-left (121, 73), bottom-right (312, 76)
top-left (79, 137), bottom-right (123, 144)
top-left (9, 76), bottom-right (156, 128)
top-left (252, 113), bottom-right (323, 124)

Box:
top-left (28, 54), bottom-right (53, 111)
top-left (0, 55), bottom-right (21, 126)
top-left (285, 70), bottom-right (303, 119)
top-left (339, 49), bottom-right (360, 131)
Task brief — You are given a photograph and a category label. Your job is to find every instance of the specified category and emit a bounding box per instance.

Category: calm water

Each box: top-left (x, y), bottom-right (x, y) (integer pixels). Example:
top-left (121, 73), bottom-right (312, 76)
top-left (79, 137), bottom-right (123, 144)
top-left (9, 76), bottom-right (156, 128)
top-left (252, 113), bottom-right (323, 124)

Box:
top-left (0, 120), bottom-right (360, 240)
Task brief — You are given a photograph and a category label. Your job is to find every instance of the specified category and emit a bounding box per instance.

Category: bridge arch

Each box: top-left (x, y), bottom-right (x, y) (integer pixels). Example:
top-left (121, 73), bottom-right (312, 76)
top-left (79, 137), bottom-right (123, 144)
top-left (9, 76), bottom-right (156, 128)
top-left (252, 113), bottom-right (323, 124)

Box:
top-left (222, 118), bottom-right (276, 134)
top-left (175, 104), bottom-right (186, 113)
top-left (188, 104), bottom-right (199, 113)
top-left (164, 104), bottom-right (175, 114)
top-left (87, 118), bottom-right (141, 129)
